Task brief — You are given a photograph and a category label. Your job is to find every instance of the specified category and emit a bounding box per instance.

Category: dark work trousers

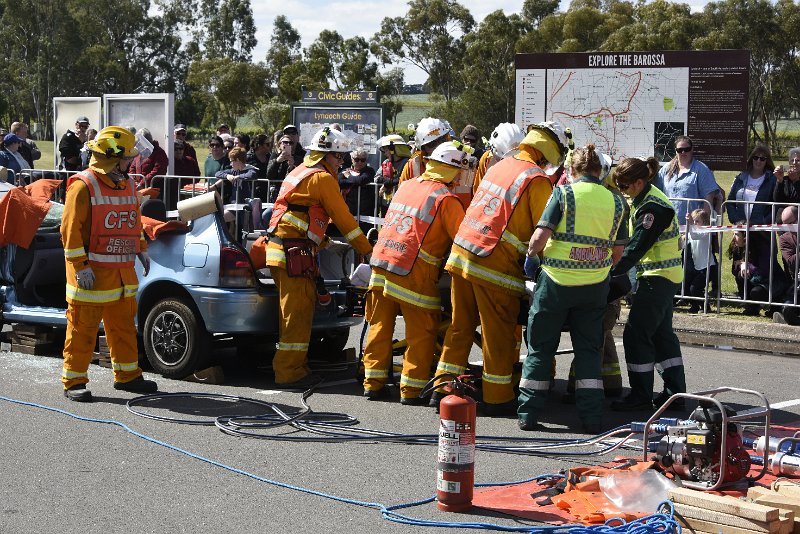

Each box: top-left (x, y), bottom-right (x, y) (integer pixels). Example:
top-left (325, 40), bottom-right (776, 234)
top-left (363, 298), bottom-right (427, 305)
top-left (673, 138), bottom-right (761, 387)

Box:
top-left (622, 275), bottom-right (686, 402)
top-left (518, 272), bottom-right (608, 427)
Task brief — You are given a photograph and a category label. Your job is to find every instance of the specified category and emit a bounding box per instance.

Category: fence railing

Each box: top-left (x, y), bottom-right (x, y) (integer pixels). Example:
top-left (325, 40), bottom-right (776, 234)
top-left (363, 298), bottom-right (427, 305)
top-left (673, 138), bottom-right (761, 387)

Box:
top-left (670, 196), bottom-right (800, 315)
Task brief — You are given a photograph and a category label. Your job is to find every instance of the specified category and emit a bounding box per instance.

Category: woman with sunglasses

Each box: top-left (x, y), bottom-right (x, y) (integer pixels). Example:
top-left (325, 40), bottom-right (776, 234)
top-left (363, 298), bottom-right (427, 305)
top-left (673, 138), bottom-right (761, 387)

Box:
top-left (727, 144), bottom-right (777, 225)
top-left (609, 156), bottom-right (686, 413)
top-left (336, 147), bottom-right (376, 235)
top-left (654, 135), bottom-right (723, 221)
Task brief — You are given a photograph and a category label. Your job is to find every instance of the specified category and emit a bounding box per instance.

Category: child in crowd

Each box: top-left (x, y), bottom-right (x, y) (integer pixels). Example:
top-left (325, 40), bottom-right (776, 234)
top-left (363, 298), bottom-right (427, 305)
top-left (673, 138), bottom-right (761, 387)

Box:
top-left (728, 225), bottom-right (788, 315)
top-left (684, 208), bottom-right (718, 312)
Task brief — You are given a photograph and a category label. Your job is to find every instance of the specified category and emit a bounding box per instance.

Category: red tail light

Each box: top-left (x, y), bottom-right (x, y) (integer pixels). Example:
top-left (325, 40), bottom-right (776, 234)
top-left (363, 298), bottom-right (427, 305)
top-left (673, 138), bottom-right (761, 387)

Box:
top-left (220, 246), bottom-right (255, 287)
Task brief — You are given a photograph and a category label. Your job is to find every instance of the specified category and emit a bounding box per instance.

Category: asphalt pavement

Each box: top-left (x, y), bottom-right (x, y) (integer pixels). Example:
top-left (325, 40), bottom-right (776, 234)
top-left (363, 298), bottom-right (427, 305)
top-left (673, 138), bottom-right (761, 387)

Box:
top-left (1, 323), bottom-right (799, 534)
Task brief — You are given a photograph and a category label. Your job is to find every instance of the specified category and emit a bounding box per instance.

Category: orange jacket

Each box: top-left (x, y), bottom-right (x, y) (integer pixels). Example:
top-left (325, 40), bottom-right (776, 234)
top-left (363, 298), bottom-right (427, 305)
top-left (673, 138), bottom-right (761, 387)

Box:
top-left (68, 170), bottom-right (142, 269)
top-left (472, 150), bottom-right (495, 195)
top-left (266, 160), bottom-right (371, 269)
top-left (446, 151), bottom-right (552, 296)
top-left (398, 151), bottom-right (425, 184)
top-left (62, 171), bottom-right (147, 305)
top-left (454, 157), bottom-right (547, 258)
top-left (370, 175), bottom-right (464, 310)
top-left (371, 178), bottom-right (457, 276)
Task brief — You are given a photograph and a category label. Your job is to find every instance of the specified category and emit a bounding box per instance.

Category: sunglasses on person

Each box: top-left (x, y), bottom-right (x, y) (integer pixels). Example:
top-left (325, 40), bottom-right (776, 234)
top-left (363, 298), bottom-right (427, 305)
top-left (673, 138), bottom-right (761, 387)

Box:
top-left (332, 152), bottom-right (344, 160)
top-left (462, 137), bottom-right (477, 143)
top-left (281, 140), bottom-right (293, 145)
top-left (752, 155), bottom-right (768, 162)
top-left (675, 146), bottom-right (692, 154)
top-left (208, 143), bottom-right (222, 148)
top-left (615, 180), bottom-right (631, 191)
top-left (352, 157), bottom-right (366, 162)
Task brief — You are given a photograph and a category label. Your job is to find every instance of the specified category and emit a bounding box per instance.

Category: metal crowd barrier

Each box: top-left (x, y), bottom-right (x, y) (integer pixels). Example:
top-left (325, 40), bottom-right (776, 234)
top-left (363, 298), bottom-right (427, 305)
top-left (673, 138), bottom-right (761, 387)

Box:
top-left (669, 195), bottom-right (800, 315)
top-left (18, 168), bottom-right (146, 204)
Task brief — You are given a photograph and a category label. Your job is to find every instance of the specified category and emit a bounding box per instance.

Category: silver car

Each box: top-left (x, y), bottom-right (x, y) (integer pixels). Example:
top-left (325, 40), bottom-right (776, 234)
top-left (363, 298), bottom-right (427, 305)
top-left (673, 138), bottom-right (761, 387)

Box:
top-left (0, 182), bottom-right (362, 378)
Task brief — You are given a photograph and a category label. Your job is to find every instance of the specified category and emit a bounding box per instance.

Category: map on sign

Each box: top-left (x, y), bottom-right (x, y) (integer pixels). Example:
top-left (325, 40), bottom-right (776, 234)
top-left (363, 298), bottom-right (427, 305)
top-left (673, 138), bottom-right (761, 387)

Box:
top-left (517, 67), bottom-right (689, 162)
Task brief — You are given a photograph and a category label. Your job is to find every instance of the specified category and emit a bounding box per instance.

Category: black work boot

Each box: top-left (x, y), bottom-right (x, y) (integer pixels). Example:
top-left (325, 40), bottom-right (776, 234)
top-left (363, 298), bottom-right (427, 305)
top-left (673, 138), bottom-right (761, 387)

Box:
top-left (64, 384), bottom-right (93, 402)
top-left (113, 376), bottom-right (158, 394)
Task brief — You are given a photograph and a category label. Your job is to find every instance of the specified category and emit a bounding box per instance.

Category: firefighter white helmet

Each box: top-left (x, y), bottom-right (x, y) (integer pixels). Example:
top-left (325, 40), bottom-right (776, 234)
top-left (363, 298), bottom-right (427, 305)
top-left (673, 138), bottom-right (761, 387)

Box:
top-left (488, 123), bottom-right (525, 160)
top-left (426, 141), bottom-right (470, 168)
top-left (305, 127), bottom-right (350, 153)
top-left (415, 117), bottom-right (451, 148)
top-left (377, 134), bottom-right (409, 149)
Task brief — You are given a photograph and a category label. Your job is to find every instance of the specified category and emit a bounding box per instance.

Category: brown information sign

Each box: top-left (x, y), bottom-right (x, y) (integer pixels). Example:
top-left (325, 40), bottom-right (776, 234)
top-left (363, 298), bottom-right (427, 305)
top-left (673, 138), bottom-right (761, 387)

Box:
top-left (515, 50), bottom-right (750, 170)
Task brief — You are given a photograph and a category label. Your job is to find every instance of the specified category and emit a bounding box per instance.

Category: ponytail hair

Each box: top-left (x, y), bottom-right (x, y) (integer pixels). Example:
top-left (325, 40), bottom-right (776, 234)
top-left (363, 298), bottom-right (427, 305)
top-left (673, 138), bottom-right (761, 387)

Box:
top-left (615, 156), bottom-right (659, 186)
top-left (571, 144), bottom-right (602, 177)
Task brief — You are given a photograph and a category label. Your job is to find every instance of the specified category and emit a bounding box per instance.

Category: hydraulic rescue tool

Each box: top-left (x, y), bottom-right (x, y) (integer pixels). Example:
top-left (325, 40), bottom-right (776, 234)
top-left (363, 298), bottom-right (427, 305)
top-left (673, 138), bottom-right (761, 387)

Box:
top-left (641, 387), bottom-right (771, 490)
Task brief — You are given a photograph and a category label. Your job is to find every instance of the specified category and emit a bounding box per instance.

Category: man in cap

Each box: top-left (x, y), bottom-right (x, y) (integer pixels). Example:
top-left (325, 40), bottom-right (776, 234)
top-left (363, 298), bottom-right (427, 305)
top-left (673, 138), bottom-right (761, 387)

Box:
top-left (60, 125), bottom-right (157, 402)
top-left (266, 125), bottom-right (306, 190)
top-left (59, 116), bottom-right (90, 171)
top-left (174, 124), bottom-right (197, 160)
top-left (266, 127), bottom-right (372, 389)
top-left (216, 123), bottom-right (231, 137)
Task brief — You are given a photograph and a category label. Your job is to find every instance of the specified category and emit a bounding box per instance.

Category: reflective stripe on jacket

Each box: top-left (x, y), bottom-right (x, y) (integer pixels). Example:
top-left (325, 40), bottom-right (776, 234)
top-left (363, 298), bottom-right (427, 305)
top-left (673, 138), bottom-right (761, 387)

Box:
top-left (68, 170), bottom-right (141, 269)
top-left (453, 157), bottom-right (546, 258)
top-left (268, 165), bottom-right (330, 244)
top-left (541, 181), bottom-right (624, 286)
top-left (370, 178), bottom-right (456, 276)
top-left (633, 186), bottom-right (683, 283)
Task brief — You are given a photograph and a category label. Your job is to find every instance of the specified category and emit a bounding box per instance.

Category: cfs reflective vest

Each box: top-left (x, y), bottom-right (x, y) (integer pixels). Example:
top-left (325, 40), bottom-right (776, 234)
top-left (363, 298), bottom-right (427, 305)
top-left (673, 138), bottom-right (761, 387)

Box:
top-left (453, 157), bottom-right (547, 257)
top-left (68, 170), bottom-right (142, 268)
top-left (541, 180), bottom-right (624, 286)
top-left (370, 178), bottom-right (455, 276)
top-left (268, 165), bottom-right (330, 245)
top-left (633, 186), bottom-right (683, 283)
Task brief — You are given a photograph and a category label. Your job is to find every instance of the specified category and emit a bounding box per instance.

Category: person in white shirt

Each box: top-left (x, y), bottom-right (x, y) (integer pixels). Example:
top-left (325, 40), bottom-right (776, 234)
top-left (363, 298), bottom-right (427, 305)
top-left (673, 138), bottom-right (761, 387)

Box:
top-left (684, 208), bottom-right (719, 312)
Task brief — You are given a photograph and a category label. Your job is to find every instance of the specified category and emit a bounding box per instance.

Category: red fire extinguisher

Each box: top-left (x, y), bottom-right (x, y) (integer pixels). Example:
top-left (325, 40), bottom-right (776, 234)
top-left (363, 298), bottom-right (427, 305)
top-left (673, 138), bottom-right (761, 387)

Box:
top-left (432, 374), bottom-right (477, 512)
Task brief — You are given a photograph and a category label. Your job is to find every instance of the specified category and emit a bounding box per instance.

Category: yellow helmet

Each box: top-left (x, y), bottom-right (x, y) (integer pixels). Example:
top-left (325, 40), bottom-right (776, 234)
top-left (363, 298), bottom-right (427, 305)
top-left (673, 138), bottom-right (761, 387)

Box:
top-left (87, 126), bottom-right (139, 158)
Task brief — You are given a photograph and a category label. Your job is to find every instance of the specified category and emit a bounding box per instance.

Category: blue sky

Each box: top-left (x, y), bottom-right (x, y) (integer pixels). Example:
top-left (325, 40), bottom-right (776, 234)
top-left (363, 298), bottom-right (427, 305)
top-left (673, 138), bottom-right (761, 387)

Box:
top-left (251, 1), bottom-right (709, 84)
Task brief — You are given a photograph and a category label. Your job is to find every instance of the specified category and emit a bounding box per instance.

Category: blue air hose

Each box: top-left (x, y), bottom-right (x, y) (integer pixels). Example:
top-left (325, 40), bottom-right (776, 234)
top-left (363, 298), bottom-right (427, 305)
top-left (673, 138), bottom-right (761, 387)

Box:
top-left (0, 394), bottom-right (681, 533)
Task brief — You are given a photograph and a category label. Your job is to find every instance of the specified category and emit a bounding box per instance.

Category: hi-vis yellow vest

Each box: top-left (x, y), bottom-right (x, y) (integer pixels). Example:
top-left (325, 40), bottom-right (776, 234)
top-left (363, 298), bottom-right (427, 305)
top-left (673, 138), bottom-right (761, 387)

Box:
top-left (632, 186), bottom-right (683, 283)
top-left (542, 180), bottom-right (624, 286)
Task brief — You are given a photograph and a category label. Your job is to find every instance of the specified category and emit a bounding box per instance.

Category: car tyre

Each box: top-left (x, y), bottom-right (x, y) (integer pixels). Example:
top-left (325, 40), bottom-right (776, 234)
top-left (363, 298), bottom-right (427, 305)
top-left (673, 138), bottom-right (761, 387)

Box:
top-left (143, 298), bottom-right (210, 378)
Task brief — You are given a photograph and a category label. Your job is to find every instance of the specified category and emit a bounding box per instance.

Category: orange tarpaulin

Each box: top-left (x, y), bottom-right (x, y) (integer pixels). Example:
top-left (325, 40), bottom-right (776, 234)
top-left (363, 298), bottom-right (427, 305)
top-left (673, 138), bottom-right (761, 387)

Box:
top-left (0, 186), bottom-right (53, 248)
top-left (141, 216), bottom-right (188, 240)
top-left (24, 179), bottom-right (62, 203)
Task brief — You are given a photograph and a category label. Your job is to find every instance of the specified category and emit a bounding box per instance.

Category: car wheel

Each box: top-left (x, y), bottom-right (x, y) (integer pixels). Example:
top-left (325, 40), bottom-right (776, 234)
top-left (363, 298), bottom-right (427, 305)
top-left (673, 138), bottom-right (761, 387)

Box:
top-left (143, 298), bottom-right (210, 378)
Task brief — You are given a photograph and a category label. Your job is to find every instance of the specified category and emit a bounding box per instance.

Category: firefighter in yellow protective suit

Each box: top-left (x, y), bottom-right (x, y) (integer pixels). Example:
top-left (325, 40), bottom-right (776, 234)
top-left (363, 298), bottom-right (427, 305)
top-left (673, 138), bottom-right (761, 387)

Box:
top-left (398, 117), bottom-right (451, 184)
top-left (61, 126), bottom-right (157, 402)
top-left (266, 127), bottom-right (372, 389)
top-left (433, 122), bottom-right (571, 416)
top-left (362, 141), bottom-right (468, 404)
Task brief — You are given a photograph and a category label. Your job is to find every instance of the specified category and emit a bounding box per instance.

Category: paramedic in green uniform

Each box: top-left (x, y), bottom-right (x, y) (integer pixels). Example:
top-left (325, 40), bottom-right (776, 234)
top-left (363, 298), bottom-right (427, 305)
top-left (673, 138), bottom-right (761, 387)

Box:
top-left (609, 156), bottom-right (687, 412)
top-left (518, 145), bottom-right (628, 434)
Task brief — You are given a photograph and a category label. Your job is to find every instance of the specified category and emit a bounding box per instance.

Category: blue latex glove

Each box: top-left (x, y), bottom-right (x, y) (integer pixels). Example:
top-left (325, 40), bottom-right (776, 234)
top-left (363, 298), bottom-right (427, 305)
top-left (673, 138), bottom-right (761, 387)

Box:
top-left (524, 255), bottom-right (540, 279)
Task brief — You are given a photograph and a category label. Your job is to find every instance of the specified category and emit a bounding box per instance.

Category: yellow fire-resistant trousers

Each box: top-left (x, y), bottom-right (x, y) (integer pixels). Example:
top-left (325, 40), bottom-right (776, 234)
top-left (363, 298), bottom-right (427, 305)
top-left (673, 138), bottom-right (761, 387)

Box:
top-left (437, 275), bottom-right (520, 405)
top-left (362, 290), bottom-right (440, 400)
top-left (272, 266), bottom-right (316, 384)
top-left (62, 297), bottom-right (142, 389)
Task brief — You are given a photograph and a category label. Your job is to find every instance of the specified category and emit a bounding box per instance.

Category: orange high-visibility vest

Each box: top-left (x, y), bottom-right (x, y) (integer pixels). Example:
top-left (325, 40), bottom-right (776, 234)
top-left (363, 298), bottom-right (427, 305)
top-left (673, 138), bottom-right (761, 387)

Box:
top-left (453, 157), bottom-right (547, 257)
top-left (370, 178), bottom-right (455, 276)
top-left (268, 165), bottom-right (330, 244)
top-left (68, 170), bottom-right (142, 268)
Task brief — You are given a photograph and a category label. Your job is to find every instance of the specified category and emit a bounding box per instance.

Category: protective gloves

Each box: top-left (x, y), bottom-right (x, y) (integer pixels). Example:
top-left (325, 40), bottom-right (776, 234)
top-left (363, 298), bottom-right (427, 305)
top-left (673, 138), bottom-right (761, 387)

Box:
top-left (138, 251), bottom-right (151, 276)
top-left (524, 255), bottom-right (540, 279)
top-left (76, 266), bottom-right (95, 290)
